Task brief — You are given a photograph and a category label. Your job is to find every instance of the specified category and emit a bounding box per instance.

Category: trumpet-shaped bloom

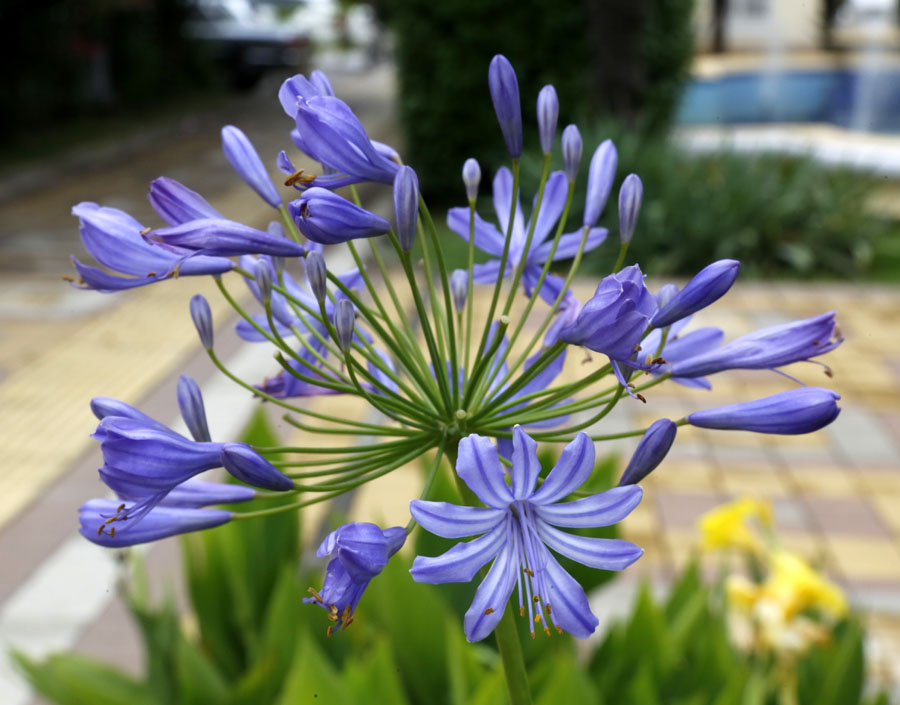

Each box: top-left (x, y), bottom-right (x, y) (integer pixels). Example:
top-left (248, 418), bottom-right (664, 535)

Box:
top-left (304, 522), bottom-right (406, 633)
top-left (288, 188), bottom-right (390, 245)
top-left (80, 499), bottom-right (232, 547)
top-left (411, 428), bottom-right (643, 642)
top-left (651, 260), bottom-right (740, 329)
top-left (149, 218), bottom-right (306, 258)
top-left (70, 203), bottom-right (233, 292)
top-left (148, 177), bottom-right (224, 226)
top-left (447, 168), bottom-right (607, 304)
top-left (669, 312), bottom-right (842, 379)
top-left (688, 387), bottom-right (841, 434)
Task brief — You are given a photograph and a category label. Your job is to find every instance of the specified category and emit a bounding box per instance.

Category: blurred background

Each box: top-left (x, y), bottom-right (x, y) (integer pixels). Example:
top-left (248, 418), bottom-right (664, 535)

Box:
top-left (1, 1), bottom-right (899, 703)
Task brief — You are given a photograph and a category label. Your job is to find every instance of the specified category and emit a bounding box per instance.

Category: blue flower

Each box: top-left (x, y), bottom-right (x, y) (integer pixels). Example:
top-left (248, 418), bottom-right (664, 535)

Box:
top-left (304, 522), bottom-right (406, 634)
top-left (148, 177), bottom-right (224, 226)
top-left (447, 168), bottom-right (607, 303)
top-left (617, 419), bottom-right (677, 486)
top-left (221, 125), bottom-right (282, 208)
top-left (288, 188), bottom-right (390, 245)
top-left (688, 387), bottom-right (841, 434)
top-left (669, 312), bottom-right (842, 379)
top-left (410, 428), bottom-right (643, 642)
top-left (149, 218), bottom-right (306, 258)
top-left (488, 55), bottom-right (523, 158)
top-left (70, 203), bottom-right (233, 292)
top-left (80, 499), bottom-right (232, 547)
top-left (651, 260), bottom-right (740, 329)
top-left (639, 317), bottom-right (725, 390)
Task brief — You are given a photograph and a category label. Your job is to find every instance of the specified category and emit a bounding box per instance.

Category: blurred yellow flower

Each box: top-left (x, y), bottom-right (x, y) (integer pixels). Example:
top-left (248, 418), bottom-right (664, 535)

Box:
top-left (766, 550), bottom-right (847, 620)
top-left (699, 497), bottom-right (773, 553)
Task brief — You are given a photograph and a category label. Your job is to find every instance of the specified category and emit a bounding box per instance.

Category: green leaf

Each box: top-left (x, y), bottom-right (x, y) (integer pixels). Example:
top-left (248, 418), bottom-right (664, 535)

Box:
top-left (174, 634), bottom-right (229, 705)
top-left (799, 619), bottom-right (865, 705)
top-left (343, 638), bottom-right (410, 705)
top-left (277, 631), bottom-right (354, 705)
top-left (13, 651), bottom-right (160, 705)
top-left (535, 650), bottom-right (600, 705)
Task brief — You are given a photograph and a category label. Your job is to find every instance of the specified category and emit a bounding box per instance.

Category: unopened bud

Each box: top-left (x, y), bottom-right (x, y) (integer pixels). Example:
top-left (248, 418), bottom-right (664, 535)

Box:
top-left (305, 250), bottom-right (327, 303)
top-left (393, 166), bottom-right (420, 251)
top-left (221, 443), bottom-right (294, 491)
top-left (255, 258), bottom-right (273, 302)
top-left (561, 125), bottom-right (582, 183)
top-left (462, 158), bottom-right (481, 202)
top-left (618, 174), bottom-right (643, 244)
top-left (537, 85), bottom-right (559, 156)
top-left (177, 375), bottom-right (211, 442)
top-left (617, 419), bottom-right (677, 486)
top-left (334, 299), bottom-right (355, 351)
top-left (221, 125), bottom-right (281, 208)
top-left (488, 55), bottom-right (522, 159)
top-left (583, 139), bottom-right (617, 227)
top-left (190, 294), bottom-right (214, 349)
top-left (450, 269), bottom-right (468, 312)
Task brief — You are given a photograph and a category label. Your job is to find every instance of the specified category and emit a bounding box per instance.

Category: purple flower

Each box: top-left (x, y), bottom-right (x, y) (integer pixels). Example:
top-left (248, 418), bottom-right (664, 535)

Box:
top-left (177, 375), bottom-right (211, 442)
top-left (639, 317), bottom-right (725, 390)
top-left (305, 250), bottom-right (328, 302)
top-left (148, 177), bottom-right (224, 226)
top-left (488, 55), bottom-right (523, 158)
top-left (221, 443), bottom-right (295, 491)
top-left (688, 387), bottom-right (841, 434)
top-left (463, 158), bottom-right (481, 201)
top-left (451, 269), bottom-right (468, 312)
top-left (558, 264), bottom-right (657, 387)
top-left (70, 203), bottom-right (233, 292)
top-left (80, 499), bottom-right (232, 547)
top-left (221, 125), bottom-right (281, 208)
top-left (669, 312), bottom-right (842, 379)
top-left (334, 299), bottom-right (355, 351)
top-left (149, 218), bottom-right (305, 258)
top-left (561, 125), bottom-right (582, 183)
top-left (447, 167), bottom-right (607, 304)
top-left (288, 188), bottom-right (390, 245)
top-left (411, 428), bottom-right (643, 641)
top-left (651, 260), bottom-right (741, 329)
top-left (583, 140), bottom-right (617, 228)
top-left (618, 174), bottom-right (643, 244)
top-left (305, 522), bottom-right (406, 633)
top-left (393, 166), bottom-right (420, 251)
top-left (617, 419), bottom-right (677, 486)
top-left (191, 294), bottom-right (214, 350)
top-left (105, 478), bottom-right (255, 508)
top-left (537, 85), bottom-right (559, 156)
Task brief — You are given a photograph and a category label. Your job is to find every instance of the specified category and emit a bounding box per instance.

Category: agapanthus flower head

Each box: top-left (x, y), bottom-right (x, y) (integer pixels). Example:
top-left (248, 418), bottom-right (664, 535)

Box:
top-left (221, 125), bottom-right (281, 208)
top-left (304, 522), bottom-right (406, 634)
top-left (651, 259), bottom-right (741, 329)
top-left (488, 54), bottom-right (523, 158)
top-left (688, 387), bottom-right (841, 435)
top-left (80, 499), bottom-right (232, 547)
top-left (411, 428), bottom-right (643, 642)
top-left (669, 311), bottom-right (842, 379)
top-left (447, 167), bottom-right (606, 304)
top-left (537, 85), bottom-right (559, 156)
top-left (617, 419), bottom-right (677, 486)
top-left (583, 139), bottom-right (617, 228)
top-left (289, 188), bottom-right (390, 245)
top-left (70, 203), bottom-right (233, 292)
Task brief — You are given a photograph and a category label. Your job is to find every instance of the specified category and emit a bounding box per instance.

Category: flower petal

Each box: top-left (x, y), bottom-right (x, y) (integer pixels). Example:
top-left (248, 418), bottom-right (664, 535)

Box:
top-left (463, 540), bottom-right (518, 642)
top-left (530, 432), bottom-right (594, 505)
top-left (409, 500), bottom-right (505, 538)
top-left (526, 171), bottom-right (568, 248)
top-left (457, 434), bottom-right (514, 509)
top-left (533, 485), bottom-right (643, 528)
top-left (492, 167), bottom-right (524, 249)
top-left (447, 208), bottom-right (506, 257)
top-left (410, 518), bottom-right (508, 584)
top-left (536, 520), bottom-right (644, 571)
top-left (538, 544), bottom-right (599, 637)
top-left (511, 426), bottom-right (541, 500)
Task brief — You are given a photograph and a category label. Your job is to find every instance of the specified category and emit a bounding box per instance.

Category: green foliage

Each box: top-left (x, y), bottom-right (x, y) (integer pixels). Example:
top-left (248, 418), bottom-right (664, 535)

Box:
top-left (522, 120), bottom-right (897, 277)
top-left (388, 0), bottom-right (696, 205)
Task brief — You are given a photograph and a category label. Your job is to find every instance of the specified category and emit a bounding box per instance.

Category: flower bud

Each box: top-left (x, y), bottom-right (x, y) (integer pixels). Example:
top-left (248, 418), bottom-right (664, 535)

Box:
top-left (220, 443), bottom-right (294, 491)
top-left (450, 269), bottom-right (468, 312)
top-left (617, 419), bottom-right (677, 486)
top-left (561, 125), bottom-right (583, 183)
top-left (221, 125), bottom-right (281, 208)
top-left (190, 294), bottom-right (214, 350)
top-left (583, 139), bottom-right (618, 227)
top-left (268, 221), bottom-right (285, 238)
top-left (334, 299), bottom-right (355, 351)
top-left (255, 257), bottom-right (273, 302)
top-left (488, 55), bottom-right (522, 159)
top-left (651, 259), bottom-right (740, 329)
top-left (393, 166), bottom-right (420, 251)
top-left (305, 250), bottom-right (327, 303)
top-left (537, 85), bottom-right (559, 156)
top-left (176, 375), bottom-right (211, 442)
top-left (618, 174), bottom-right (643, 244)
top-left (688, 388), bottom-right (841, 435)
top-left (462, 158), bottom-right (481, 202)
top-left (271, 255), bottom-right (285, 276)
top-left (290, 188), bottom-right (390, 245)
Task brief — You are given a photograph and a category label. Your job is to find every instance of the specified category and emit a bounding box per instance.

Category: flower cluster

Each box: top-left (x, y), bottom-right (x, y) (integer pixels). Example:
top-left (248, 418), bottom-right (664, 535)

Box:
top-left (69, 53), bottom-right (843, 660)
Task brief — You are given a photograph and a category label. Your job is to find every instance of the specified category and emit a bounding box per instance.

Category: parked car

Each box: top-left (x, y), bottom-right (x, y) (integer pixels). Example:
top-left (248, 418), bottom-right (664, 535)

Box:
top-left (182, 0), bottom-right (312, 89)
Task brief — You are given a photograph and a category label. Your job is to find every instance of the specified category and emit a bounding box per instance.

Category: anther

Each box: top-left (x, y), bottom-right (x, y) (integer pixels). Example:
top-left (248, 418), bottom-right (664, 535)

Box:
top-left (500, 314), bottom-right (510, 326)
top-left (545, 604), bottom-right (552, 614)
top-left (634, 344), bottom-right (642, 352)
top-left (104, 517), bottom-right (116, 524)
top-left (61, 276), bottom-right (75, 283)
top-left (326, 625), bottom-right (335, 638)
top-left (140, 227), bottom-right (151, 235)
top-left (483, 607), bottom-right (494, 615)
top-left (645, 354), bottom-right (653, 366)
top-left (534, 614), bottom-right (541, 623)
top-left (530, 630), bottom-right (536, 639)
top-left (307, 587), bottom-right (324, 602)
top-left (555, 625), bottom-right (563, 635)
top-left (543, 627), bottom-right (551, 637)
top-left (341, 605), bottom-right (352, 623)
top-left (524, 568), bottom-right (534, 577)
top-left (96, 525), bottom-right (104, 536)
top-left (636, 393), bottom-right (647, 404)
top-left (110, 526), bottom-right (115, 538)
top-left (146, 272), bottom-right (157, 277)
top-left (652, 357), bottom-right (667, 365)
top-left (519, 606), bottom-right (525, 617)
top-left (532, 595), bottom-right (540, 603)
top-left (117, 504), bottom-right (125, 513)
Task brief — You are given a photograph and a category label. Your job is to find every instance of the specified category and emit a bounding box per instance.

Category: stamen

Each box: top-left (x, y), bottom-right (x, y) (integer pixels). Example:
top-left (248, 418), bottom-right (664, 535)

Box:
top-left (556, 625), bottom-right (563, 635)
top-left (110, 526), bottom-right (115, 538)
top-left (534, 614), bottom-right (541, 623)
top-left (652, 357), bottom-right (667, 365)
top-left (524, 568), bottom-right (534, 577)
top-left (117, 503), bottom-right (126, 513)
top-left (634, 345), bottom-right (642, 352)
top-left (61, 276), bottom-right (75, 283)
top-left (530, 630), bottom-right (536, 639)
top-left (636, 393), bottom-right (647, 404)
top-left (140, 227), bottom-right (151, 235)
top-left (543, 627), bottom-right (551, 637)
top-left (307, 587), bottom-right (324, 602)
top-left (520, 606), bottom-right (525, 617)
top-left (483, 607), bottom-right (494, 615)
top-left (96, 525), bottom-right (104, 536)
top-left (326, 625), bottom-right (335, 637)
top-left (545, 604), bottom-right (552, 615)
top-left (285, 170), bottom-right (315, 187)
top-left (532, 595), bottom-right (540, 603)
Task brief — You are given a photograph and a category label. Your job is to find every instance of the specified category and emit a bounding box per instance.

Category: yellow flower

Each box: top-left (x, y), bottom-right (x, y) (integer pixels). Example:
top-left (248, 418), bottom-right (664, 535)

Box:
top-left (765, 550), bottom-right (847, 619)
top-left (698, 497), bottom-right (773, 553)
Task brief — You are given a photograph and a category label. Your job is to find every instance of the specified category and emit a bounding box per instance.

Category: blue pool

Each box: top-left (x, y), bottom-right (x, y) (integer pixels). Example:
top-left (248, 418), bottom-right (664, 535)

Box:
top-left (677, 68), bottom-right (900, 133)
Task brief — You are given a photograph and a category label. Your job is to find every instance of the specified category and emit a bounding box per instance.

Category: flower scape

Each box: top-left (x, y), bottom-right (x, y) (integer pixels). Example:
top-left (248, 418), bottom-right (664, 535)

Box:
top-left (71, 54), bottom-right (843, 657)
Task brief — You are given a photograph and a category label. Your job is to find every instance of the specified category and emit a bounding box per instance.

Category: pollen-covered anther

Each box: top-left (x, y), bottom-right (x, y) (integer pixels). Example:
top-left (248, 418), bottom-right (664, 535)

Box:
top-left (519, 606), bottom-right (526, 617)
top-left (110, 526), bottom-right (116, 538)
top-left (555, 625), bottom-right (563, 635)
top-left (340, 605), bottom-right (352, 624)
top-left (285, 169), bottom-right (315, 187)
top-left (532, 595), bottom-right (540, 603)
top-left (307, 587), bottom-right (324, 603)
top-left (61, 275), bottom-right (75, 283)
top-left (545, 604), bottom-right (552, 615)
top-left (636, 393), bottom-right (647, 404)
top-left (483, 607), bottom-right (494, 615)
top-left (523, 567), bottom-right (534, 577)
top-left (652, 357), bottom-right (666, 365)
top-left (139, 227), bottom-right (152, 235)
top-left (634, 344), bottom-right (642, 352)
top-left (534, 614), bottom-right (541, 623)
top-left (543, 626), bottom-right (552, 637)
